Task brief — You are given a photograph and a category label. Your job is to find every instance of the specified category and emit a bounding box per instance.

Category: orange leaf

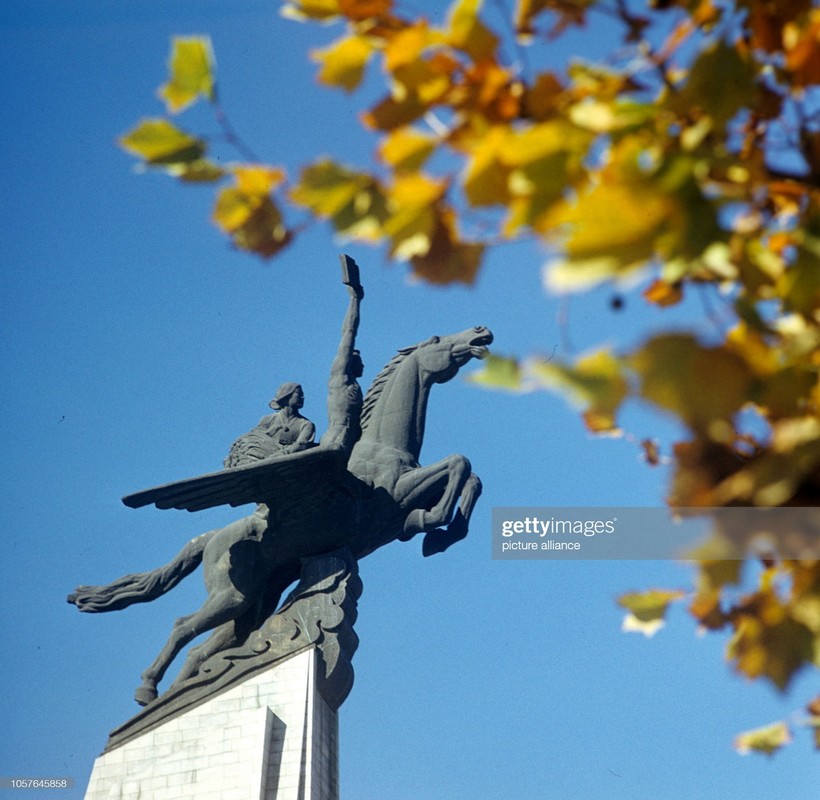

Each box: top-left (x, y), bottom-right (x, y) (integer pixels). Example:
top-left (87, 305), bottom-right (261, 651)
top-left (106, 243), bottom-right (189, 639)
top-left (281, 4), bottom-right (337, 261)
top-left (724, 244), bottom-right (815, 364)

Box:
top-left (643, 279), bottom-right (683, 307)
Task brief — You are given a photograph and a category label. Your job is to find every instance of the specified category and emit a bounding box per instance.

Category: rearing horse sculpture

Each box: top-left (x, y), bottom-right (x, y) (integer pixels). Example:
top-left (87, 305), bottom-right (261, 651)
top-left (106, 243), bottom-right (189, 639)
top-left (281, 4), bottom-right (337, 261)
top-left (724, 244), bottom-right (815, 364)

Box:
top-left (69, 326), bottom-right (493, 705)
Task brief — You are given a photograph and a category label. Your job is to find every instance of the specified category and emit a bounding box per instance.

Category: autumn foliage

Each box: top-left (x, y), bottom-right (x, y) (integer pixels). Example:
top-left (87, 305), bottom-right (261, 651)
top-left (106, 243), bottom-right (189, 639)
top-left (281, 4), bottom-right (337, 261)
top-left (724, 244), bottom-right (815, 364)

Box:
top-left (119, 0), bottom-right (819, 755)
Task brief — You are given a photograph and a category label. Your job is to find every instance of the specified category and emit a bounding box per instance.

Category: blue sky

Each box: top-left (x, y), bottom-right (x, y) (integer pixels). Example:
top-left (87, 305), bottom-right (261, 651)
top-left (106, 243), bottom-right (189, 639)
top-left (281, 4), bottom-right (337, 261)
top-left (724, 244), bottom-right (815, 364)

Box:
top-left (1, 2), bottom-right (818, 798)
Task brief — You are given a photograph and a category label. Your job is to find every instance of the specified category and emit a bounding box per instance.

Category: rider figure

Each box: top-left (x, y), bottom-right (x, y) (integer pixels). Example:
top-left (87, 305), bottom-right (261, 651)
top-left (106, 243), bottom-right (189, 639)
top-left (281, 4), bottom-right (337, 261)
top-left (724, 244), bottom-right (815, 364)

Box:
top-left (224, 382), bottom-right (315, 468)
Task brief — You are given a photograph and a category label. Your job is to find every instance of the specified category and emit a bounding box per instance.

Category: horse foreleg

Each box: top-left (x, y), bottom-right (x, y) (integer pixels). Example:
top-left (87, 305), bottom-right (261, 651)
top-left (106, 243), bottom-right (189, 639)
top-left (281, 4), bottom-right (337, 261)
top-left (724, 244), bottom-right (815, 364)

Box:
top-left (422, 472), bottom-right (482, 557)
top-left (396, 455), bottom-right (471, 538)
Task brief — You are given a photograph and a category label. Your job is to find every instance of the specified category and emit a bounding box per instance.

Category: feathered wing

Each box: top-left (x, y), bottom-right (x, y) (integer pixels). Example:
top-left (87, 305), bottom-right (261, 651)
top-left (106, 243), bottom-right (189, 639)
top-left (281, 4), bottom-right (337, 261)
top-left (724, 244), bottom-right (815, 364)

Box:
top-left (122, 447), bottom-right (356, 512)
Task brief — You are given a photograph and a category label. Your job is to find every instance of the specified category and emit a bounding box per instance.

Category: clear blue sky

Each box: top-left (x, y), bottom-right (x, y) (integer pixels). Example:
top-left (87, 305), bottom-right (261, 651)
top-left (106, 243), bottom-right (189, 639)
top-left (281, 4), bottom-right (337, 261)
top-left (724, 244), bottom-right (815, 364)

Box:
top-left (1, 2), bottom-right (817, 798)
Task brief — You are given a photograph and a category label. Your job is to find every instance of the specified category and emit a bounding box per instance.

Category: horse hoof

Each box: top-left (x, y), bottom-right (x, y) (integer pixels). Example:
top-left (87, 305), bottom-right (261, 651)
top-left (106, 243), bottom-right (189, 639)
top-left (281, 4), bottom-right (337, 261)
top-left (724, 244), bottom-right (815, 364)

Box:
top-left (134, 684), bottom-right (158, 706)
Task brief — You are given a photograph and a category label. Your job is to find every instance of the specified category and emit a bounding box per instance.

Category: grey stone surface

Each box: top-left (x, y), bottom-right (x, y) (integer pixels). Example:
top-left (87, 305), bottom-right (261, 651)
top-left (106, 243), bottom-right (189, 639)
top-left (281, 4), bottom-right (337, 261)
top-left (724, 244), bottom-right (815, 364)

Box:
top-left (68, 254), bottom-right (492, 716)
top-left (84, 648), bottom-right (339, 799)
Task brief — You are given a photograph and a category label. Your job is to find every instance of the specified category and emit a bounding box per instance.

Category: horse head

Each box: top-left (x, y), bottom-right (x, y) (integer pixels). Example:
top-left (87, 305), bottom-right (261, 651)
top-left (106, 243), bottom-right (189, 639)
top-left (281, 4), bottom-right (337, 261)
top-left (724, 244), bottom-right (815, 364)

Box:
top-left (415, 326), bottom-right (494, 385)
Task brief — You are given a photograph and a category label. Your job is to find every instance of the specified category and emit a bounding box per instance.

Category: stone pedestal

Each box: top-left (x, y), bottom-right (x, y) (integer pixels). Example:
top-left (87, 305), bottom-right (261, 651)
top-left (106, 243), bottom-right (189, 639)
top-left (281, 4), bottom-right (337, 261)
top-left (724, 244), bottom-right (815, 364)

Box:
top-left (84, 648), bottom-right (338, 800)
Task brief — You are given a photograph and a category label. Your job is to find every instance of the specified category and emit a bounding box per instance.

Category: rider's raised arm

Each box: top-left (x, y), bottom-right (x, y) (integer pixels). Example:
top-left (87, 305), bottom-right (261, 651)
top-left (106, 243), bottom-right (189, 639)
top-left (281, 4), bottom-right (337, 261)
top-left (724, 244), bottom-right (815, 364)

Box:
top-left (328, 258), bottom-right (363, 387)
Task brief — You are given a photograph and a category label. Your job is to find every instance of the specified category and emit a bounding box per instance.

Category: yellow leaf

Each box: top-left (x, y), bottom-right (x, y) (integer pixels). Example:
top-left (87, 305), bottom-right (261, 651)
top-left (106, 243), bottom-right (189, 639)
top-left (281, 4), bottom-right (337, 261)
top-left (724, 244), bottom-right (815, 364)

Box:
top-left (158, 37), bottom-right (215, 114)
top-left (213, 165), bottom-right (284, 229)
top-left (290, 159), bottom-right (373, 217)
top-left (383, 174), bottom-right (447, 259)
top-left (119, 119), bottom-right (205, 165)
top-left (734, 722), bottom-right (792, 756)
top-left (447, 0), bottom-right (499, 61)
top-left (213, 166), bottom-right (291, 259)
top-left (363, 91), bottom-right (428, 131)
top-left (468, 355), bottom-right (522, 390)
top-left (384, 21), bottom-right (432, 73)
top-left (530, 348), bottom-right (627, 433)
top-left (618, 589), bottom-right (686, 637)
top-left (290, 159), bottom-right (388, 238)
top-left (281, 0), bottom-right (341, 22)
top-left (379, 127), bottom-right (437, 172)
top-left (569, 99), bottom-right (655, 133)
top-left (312, 35), bottom-right (374, 92)
top-left (229, 197), bottom-right (292, 258)
top-left (632, 335), bottom-right (753, 430)
top-left (463, 126), bottom-right (512, 207)
top-left (560, 182), bottom-right (676, 260)
top-left (233, 165), bottom-right (286, 195)
top-left (409, 208), bottom-right (484, 285)
top-left (545, 255), bottom-right (626, 292)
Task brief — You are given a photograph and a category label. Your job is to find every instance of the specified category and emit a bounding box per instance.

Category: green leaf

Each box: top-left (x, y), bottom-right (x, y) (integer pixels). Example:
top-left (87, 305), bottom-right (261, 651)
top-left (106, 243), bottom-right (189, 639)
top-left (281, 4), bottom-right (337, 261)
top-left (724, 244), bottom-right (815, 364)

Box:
top-left (158, 36), bottom-right (215, 113)
top-left (670, 41), bottom-right (756, 128)
top-left (167, 159), bottom-right (226, 183)
top-left (618, 589), bottom-right (686, 637)
top-left (734, 721), bottom-right (792, 757)
top-left (530, 349), bottom-right (628, 433)
top-left (119, 119), bottom-right (206, 165)
top-left (468, 354), bottom-right (522, 390)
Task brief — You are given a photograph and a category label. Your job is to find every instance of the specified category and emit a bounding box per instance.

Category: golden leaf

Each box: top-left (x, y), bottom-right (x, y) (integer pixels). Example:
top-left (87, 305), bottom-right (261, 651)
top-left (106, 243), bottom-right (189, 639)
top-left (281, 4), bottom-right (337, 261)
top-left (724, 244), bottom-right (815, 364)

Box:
top-left (290, 159), bottom-right (388, 238)
top-left (378, 127), bottom-right (437, 172)
top-left (281, 0), bottom-right (342, 22)
top-left (213, 165), bottom-right (291, 259)
top-left (119, 119), bottom-right (205, 165)
top-left (462, 126), bottom-right (512, 207)
top-left (312, 35), bottom-right (374, 92)
top-left (447, 0), bottom-right (499, 61)
top-left (630, 335), bottom-right (753, 429)
top-left (158, 37), bottom-right (215, 114)
top-left (727, 586), bottom-right (815, 690)
top-left (382, 174), bottom-right (446, 259)
top-left (213, 165), bottom-right (286, 232)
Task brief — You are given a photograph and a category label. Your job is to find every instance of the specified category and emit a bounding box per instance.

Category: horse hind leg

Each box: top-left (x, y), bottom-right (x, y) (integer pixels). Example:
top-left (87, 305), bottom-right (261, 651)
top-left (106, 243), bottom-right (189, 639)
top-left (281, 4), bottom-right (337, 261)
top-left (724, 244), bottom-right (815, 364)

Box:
top-left (135, 587), bottom-right (254, 705)
top-left (166, 619), bottom-right (241, 692)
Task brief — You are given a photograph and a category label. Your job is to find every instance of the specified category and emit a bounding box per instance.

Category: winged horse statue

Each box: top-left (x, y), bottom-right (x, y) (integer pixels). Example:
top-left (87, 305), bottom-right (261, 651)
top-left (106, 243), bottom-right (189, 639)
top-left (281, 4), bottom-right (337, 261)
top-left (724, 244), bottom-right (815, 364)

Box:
top-left (69, 260), bottom-right (492, 706)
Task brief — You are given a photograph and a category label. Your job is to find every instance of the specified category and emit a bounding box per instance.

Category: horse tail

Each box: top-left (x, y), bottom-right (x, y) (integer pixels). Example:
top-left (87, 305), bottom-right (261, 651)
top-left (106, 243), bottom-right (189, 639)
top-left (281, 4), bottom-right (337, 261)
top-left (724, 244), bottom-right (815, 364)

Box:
top-left (67, 530), bottom-right (214, 613)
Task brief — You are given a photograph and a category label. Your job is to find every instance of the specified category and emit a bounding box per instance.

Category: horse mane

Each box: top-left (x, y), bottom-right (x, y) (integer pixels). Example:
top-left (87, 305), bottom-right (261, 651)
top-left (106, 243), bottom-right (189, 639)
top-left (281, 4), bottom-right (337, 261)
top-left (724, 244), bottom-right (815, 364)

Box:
top-left (360, 343), bottom-right (419, 434)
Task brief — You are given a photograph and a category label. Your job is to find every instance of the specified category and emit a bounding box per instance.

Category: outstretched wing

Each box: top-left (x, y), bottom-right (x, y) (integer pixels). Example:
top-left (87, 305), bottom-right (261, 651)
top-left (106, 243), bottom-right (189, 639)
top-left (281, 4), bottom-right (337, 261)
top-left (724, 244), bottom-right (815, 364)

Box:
top-left (122, 447), bottom-right (355, 512)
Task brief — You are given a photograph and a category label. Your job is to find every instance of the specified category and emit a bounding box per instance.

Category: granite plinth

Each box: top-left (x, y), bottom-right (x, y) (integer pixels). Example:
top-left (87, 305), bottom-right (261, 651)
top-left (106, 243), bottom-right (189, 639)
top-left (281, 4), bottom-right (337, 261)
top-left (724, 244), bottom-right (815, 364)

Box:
top-left (84, 648), bottom-right (338, 800)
